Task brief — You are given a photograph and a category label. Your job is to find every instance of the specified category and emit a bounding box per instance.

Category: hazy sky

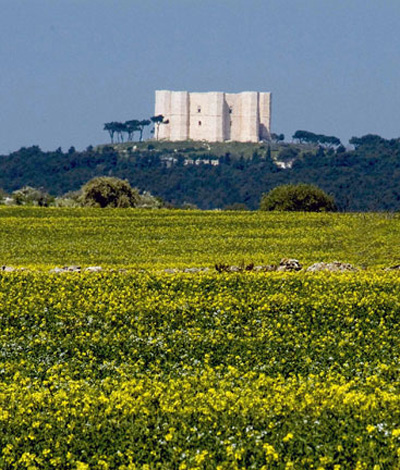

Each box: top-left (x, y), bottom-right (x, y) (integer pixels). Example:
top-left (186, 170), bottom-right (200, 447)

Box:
top-left (1, 0), bottom-right (400, 154)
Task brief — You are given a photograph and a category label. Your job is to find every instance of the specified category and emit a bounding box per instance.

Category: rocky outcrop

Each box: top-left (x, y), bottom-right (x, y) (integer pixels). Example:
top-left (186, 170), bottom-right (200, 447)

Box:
top-left (306, 262), bottom-right (357, 272)
top-left (1, 265), bottom-right (16, 272)
top-left (277, 258), bottom-right (302, 272)
top-left (164, 267), bottom-right (210, 274)
top-left (385, 264), bottom-right (400, 271)
top-left (215, 259), bottom-right (302, 273)
top-left (49, 267), bottom-right (67, 274)
top-left (3, 262), bottom-right (400, 274)
top-left (182, 267), bottom-right (210, 273)
top-left (253, 265), bottom-right (278, 272)
top-left (215, 263), bottom-right (259, 273)
top-left (49, 265), bottom-right (102, 274)
top-left (84, 266), bottom-right (103, 273)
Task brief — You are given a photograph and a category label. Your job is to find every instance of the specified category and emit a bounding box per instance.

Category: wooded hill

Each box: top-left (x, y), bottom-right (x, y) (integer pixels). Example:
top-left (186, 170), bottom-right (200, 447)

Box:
top-left (0, 135), bottom-right (399, 211)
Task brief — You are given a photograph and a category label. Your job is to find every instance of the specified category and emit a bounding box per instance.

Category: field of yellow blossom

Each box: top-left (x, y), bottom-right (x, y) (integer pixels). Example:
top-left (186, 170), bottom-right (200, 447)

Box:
top-left (1, 208), bottom-right (400, 469)
top-left (0, 207), bottom-right (399, 269)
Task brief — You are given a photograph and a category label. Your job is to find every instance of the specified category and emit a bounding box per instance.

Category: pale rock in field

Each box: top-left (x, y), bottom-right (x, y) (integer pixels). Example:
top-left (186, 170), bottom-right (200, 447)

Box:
top-left (84, 266), bottom-right (103, 273)
top-left (49, 265), bottom-right (82, 273)
top-left (253, 265), bottom-right (277, 272)
top-left (49, 267), bottom-right (66, 274)
top-left (1, 265), bottom-right (16, 272)
top-left (306, 262), bottom-right (357, 272)
top-left (65, 266), bottom-right (81, 272)
top-left (229, 266), bottom-right (241, 273)
top-left (277, 258), bottom-right (302, 272)
top-left (183, 267), bottom-right (210, 273)
top-left (385, 264), bottom-right (400, 271)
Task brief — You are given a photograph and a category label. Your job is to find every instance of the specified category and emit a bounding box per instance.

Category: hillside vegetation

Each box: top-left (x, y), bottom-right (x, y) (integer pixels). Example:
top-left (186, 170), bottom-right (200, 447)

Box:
top-left (1, 134), bottom-right (400, 210)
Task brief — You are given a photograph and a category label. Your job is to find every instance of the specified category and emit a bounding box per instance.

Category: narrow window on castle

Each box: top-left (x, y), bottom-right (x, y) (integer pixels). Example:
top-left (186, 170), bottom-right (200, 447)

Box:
top-left (198, 121), bottom-right (202, 126)
top-left (197, 106), bottom-right (201, 113)
top-left (229, 106), bottom-right (233, 114)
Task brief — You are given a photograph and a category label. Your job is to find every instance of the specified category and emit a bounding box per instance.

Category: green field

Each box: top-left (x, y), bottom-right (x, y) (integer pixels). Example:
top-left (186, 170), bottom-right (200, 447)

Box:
top-left (1, 208), bottom-right (399, 269)
top-left (1, 208), bottom-right (400, 469)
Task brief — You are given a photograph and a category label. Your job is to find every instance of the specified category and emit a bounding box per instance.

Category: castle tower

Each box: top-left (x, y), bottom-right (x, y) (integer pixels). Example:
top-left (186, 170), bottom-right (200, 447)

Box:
top-left (238, 92), bottom-right (259, 142)
top-left (154, 90), bottom-right (171, 140)
top-left (259, 92), bottom-right (272, 141)
top-left (188, 92), bottom-right (225, 142)
top-left (169, 91), bottom-right (189, 141)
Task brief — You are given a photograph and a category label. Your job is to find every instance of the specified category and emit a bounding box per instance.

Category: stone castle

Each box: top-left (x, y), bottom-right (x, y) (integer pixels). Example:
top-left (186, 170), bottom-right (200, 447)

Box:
top-left (154, 90), bottom-right (271, 143)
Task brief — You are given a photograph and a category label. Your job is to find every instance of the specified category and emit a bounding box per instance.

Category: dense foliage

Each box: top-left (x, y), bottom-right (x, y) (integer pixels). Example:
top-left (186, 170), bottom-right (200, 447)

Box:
top-left (292, 130), bottom-right (341, 148)
top-left (260, 184), bottom-right (337, 212)
top-left (104, 119), bottom-right (151, 143)
top-left (1, 208), bottom-right (400, 269)
top-left (12, 186), bottom-right (54, 207)
top-left (1, 134), bottom-right (400, 210)
top-left (82, 176), bottom-right (140, 208)
top-left (2, 271), bottom-right (400, 469)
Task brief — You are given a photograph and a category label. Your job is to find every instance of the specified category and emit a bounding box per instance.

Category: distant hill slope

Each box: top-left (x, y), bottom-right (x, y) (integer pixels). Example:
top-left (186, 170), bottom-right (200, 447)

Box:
top-left (0, 136), bottom-right (400, 210)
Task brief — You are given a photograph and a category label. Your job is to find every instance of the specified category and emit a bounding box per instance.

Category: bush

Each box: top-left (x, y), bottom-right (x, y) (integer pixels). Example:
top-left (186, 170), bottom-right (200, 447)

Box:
top-left (12, 186), bottom-right (53, 207)
top-left (0, 188), bottom-right (8, 204)
top-left (54, 190), bottom-right (82, 208)
top-left (277, 147), bottom-right (299, 162)
top-left (136, 191), bottom-right (164, 209)
top-left (260, 183), bottom-right (337, 212)
top-left (81, 177), bottom-right (139, 208)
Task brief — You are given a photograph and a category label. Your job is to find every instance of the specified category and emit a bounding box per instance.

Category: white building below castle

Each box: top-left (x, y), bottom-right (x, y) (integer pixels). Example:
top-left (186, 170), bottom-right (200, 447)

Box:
top-left (154, 90), bottom-right (271, 143)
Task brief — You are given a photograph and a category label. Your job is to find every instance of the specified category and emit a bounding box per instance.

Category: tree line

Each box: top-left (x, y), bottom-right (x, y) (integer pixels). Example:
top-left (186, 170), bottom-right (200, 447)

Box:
top-left (292, 130), bottom-right (342, 148)
top-left (104, 115), bottom-right (169, 143)
top-left (1, 133), bottom-right (400, 211)
top-left (0, 176), bottom-right (336, 213)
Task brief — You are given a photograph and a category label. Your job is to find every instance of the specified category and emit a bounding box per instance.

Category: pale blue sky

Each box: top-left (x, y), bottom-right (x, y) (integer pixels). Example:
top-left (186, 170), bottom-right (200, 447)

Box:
top-left (1, 0), bottom-right (400, 153)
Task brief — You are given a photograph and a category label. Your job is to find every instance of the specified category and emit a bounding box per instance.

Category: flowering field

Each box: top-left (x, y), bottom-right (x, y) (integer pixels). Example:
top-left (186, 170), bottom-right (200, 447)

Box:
top-left (1, 209), bottom-right (400, 469)
top-left (0, 207), bottom-right (399, 269)
top-left (1, 271), bottom-right (400, 469)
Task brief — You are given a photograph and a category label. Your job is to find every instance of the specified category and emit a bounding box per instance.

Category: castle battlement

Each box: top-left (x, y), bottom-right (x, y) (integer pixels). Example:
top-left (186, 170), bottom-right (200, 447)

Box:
top-left (154, 90), bottom-right (271, 143)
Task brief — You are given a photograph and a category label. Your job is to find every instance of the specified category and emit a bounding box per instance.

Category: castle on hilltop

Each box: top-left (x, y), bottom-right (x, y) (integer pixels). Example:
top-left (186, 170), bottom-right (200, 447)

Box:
top-left (154, 90), bottom-right (271, 143)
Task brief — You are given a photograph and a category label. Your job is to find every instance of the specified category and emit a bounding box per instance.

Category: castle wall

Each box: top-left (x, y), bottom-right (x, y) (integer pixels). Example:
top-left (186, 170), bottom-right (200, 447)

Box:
top-left (239, 92), bottom-right (259, 142)
top-left (169, 91), bottom-right (189, 141)
top-left (259, 92), bottom-right (271, 140)
top-left (225, 94), bottom-right (242, 141)
top-left (188, 92), bottom-right (225, 142)
top-left (154, 90), bottom-right (171, 140)
top-left (154, 90), bottom-right (271, 143)
top-left (206, 92), bottom-right (225, 142)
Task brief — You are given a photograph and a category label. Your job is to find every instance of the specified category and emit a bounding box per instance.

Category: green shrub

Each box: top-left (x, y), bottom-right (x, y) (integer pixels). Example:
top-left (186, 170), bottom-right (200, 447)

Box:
top-left (81, 177), bottom-right (139, 208)
top-left (260, 183), bottom-right (337, 212)
top-left (54, 190), bottom-right (82, 208)
top-left (12, 186), bottom-right (53, 207)
top-left (136, 191), bottom-right (164, 209)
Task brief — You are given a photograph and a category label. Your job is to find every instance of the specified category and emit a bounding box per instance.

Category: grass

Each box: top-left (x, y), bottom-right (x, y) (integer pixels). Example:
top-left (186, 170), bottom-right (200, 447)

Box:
top-left (95, 139), bottom-right (317, 160)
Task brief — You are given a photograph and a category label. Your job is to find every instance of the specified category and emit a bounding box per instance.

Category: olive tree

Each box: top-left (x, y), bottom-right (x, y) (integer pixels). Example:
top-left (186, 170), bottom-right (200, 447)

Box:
top-left (12, 186), bottom-right (53, 207)
top-left (81, 177), bottom-right (140, 208)
top-left (260, 184), bottom-right (337, 212)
